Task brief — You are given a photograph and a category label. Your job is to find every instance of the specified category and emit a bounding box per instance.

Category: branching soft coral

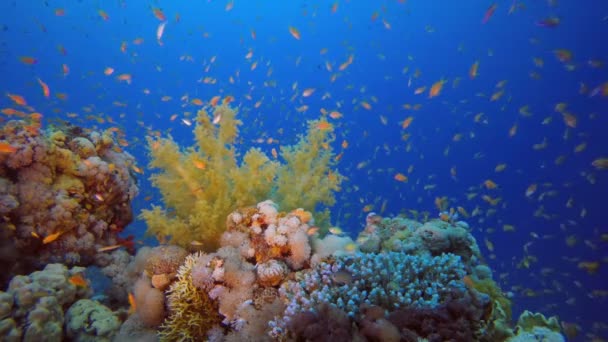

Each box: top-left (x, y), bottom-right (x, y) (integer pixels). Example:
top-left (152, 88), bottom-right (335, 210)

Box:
top-left (275, 119), bottom-right (343, 227)
top-left (141, 105), bottom-right (343, 250)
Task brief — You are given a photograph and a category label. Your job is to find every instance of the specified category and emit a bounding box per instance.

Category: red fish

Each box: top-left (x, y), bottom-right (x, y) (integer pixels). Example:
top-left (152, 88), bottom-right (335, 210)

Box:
top-left (482, 3), bottom-right (498, 24)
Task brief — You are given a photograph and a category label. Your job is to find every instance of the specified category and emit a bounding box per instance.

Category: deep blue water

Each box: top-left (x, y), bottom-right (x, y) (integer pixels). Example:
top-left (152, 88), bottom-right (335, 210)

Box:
top-left (1, 1), bottom-right (607, 339)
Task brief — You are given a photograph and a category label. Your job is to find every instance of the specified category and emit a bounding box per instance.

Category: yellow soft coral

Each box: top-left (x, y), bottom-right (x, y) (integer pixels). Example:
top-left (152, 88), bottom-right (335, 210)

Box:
top-left (141, 105), bottom-right (342, 250)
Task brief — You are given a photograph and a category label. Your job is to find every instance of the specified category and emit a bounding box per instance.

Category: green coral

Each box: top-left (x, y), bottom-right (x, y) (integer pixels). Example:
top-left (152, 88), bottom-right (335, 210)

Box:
top-left (158, 253), bottom-right (221, 341)
top-left (141, 105), bottom-right (343, 250)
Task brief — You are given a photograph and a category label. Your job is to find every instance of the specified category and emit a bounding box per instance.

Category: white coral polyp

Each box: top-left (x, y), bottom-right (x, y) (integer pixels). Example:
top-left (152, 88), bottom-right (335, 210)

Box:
top-left (212, 266), bottom-right (225, 282)
top-left (231, 212), bottom-right (243, 225)
top-left (257, 200), bottom-right (278, 224)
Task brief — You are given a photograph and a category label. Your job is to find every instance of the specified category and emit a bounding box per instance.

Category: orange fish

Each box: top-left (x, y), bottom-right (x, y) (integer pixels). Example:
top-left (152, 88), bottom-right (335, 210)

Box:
top-left (19, 56), bottom-right (38, 65)
top-left (469, 60), bottom-right (479, 79)
top-left (329, 111), bottom-right (342, 119)
top-left (316, 121), bottom-right (333, 131)
top-left (0, 142), bottom-right (18, 153)
top-left (209, 95), bottom-right (221, 107)
top-left (193, 160), bottom-right (206, 170)
top-left (6, 94), bottom-right (27, 106)
top-left (394, 173), bottom-right (408, 182)
top-left (225, 1), bottom-right (234, 11)
top-left (68, 274), bottom-right (88, 288)
top-left (55, 8), bottom-right (66, 16)
top-left (116, 73), bottom-right (132, 84)
top-left (98, 9), bottom-right (109, 21)
top-left (191, 98), bottom-right (203, 106)
top-left (104, 67), bottom-right (114, 75)
top-left (428, 80), bottom-right (445, 98)
top-left (128, 293), bottom-right (137, 314)
top-left (152, 8), bottom-right (166, 21)
top-left (288, 26), bottom-right (301, 40)
top-left (42, 231), bottom-right (63, 244)
top-left (360, 101), bottom-right (372, 110)
top-left (37, 78), bottom-right (50, 98)
top-left (302, 88), bottom-right (316, 97)
top-left (62, 64), bottom-right (69, 76)
top-left (401, 116), bottom-right (414, 129)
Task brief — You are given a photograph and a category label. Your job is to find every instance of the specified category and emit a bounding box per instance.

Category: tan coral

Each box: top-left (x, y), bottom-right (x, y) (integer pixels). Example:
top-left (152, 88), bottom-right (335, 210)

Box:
top-left (256, 259), bottom-right (289, 286)
top-left (144, 245), bottom-right (188, 275)
top-left (151, 273), bottom-right (173, 291)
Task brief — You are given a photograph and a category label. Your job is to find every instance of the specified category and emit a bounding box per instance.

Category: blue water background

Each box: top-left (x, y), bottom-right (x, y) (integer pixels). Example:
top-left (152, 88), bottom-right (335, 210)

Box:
top-left (1, 0), bottom-right (607, 339)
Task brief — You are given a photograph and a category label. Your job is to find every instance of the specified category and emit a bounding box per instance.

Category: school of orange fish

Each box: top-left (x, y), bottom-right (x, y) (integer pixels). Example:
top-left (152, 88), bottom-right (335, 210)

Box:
top-left (1, 1), bottom-right (607, 339)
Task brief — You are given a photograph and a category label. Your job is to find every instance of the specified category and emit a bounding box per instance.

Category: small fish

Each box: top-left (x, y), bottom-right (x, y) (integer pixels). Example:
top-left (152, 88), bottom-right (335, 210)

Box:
top-left (525, 183), bottom-right (537, 197)
top-left (152, 8), bottom-right (166, 21)
top-left (42, 231), bottom-right (63, 244)
top-left (302, 88), bottom-right (316, 97)
top-left (316, 121), bottom-right (333, 131)
top-left (428, 79), bottom-right (445, 98)
top-left (288, 26), bottom-right (301, 40)
top-left (469, 60), bottom-right (479, 79)
top-left (98, 9), bottom-right (109, 21)
top-left (331, 269), bottom-right (352, 285)
top-left (19, 56), bottom-right (38, 65)
top-left (591, 158), bottom-right (608, 170)
top-left (360, 101), bottom-right (372, 110)
top-left (329, 227), bottom-right (344, 235)
top-left (157, 21), bottom-right (167, 45)
top-left (394, 173), bottom-right (408, 182)
top-left (6, 93), bottom-right (27, 106)
top-left (0, 143), bottom-right (17, 153)
top-left (536, 16), bottom-right (560, 28)
top-left (306, 226), bottom-right (320, 236)
top-left (484, 179), bottom-right (498, 189)
top-left (104, 67), bottom-right (114, 75)
top-left (128, 293), bottom-right (137, 314)
top-left (482, 3), bottom-right (498, 24)
top-left (97, 244), bottom-right (123, 252)
top-left (37, 78), bottom-right (50, 98)
top-left (401, 116), bottom-right (414, 129)
top-left (69, 274), bottom-right (88, 288)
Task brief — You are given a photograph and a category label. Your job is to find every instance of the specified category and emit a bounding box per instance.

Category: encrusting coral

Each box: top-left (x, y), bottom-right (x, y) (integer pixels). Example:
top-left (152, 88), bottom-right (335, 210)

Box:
top-left (140, 104), bottom-right (343, 250)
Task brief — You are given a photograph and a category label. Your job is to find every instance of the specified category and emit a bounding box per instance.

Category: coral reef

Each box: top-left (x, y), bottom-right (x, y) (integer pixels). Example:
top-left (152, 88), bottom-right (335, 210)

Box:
top-left (0, 119), bottom-right (139, 281)
top-left (68, 200), bottom-right (562, 342)
top-left (141, 105), bottom-right (342, 250)
top-left (0, 263), bottom-right (92, 341)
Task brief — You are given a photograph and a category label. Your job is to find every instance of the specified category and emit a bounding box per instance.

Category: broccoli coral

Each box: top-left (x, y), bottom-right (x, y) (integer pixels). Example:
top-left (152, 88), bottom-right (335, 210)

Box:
top-left (141, 105), bottom-right (343, 250)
